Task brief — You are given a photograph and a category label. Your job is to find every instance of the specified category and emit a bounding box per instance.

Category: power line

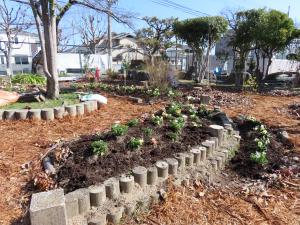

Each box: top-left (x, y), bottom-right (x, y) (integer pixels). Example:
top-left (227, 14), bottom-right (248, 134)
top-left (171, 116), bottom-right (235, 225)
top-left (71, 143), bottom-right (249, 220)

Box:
top-left (148, 0), bottom-right (210, 17)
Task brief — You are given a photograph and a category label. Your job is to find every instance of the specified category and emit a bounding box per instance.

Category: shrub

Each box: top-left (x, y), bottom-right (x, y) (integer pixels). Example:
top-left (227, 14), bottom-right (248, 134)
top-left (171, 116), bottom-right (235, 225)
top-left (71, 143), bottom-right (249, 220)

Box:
top-left (167, 102), bottom-right (182, 117)
top-left (111, 124), bottom-right (128, 136)
top-left (91, 140), bottom-right (108, 156)
top-left (106, 68), bottom-right (119, 79)
top-left (169, 117), bottom-right (185, 133)
top-left (151, 115), bottom-right (164, 126)
top-left (127, 118), bottom-right (139, 127)
top-left (142, 127), bottom-right (153, 137)
top-left (250, 151), bottom-right (268, 165)
top-left (128, 137), bottom-right (144, 149)
top-left (146, 60), bottom-right (170, 91)
top-left (12, 73), bottom-right (46, 85)
top-left (167, 132), bottom-right (178, 142)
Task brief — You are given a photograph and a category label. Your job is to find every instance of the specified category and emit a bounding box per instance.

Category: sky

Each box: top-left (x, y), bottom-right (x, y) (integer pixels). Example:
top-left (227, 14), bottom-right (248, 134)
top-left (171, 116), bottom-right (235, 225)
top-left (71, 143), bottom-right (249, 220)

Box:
top-left (4, 0), bottom-right (300, 45)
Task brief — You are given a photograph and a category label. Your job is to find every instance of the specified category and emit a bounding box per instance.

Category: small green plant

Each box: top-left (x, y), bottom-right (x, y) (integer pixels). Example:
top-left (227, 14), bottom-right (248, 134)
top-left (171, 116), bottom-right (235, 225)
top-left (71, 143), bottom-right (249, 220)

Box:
top-left (151, 115), bottom-right (164, 126)
top-left (169, 117), bottom-right (185, 133)
top-left (142, 127), bottom-right (153, 137)
top-left (184, 104), bottom-right (197, 115)
top-left (106, 68), bottom-right (119, 79)
top-left (111, 124), bottom-right (129, 136)
top-left (198, 104), bottom-right (210, 117)
top-left (12, 73), bottom-right (46, 85)
top-left (146, 88), bottom-right (160, 97)
top-left (167, 89), bottom-right (175, 97)
top-left (127, 118), bottom-right (139, 127)
top-left (167, 102), bottom-right (182, 117)
top-left (91, 140), bottom-right (108, 156)
top-left (167, 132), bottom-right (178, 142)
top-left (250, 151), bottom-right (268, 165)
top-left (244, 76), bottom-right (258, 92)
top-left (128, 137), bottom-right (144, 149)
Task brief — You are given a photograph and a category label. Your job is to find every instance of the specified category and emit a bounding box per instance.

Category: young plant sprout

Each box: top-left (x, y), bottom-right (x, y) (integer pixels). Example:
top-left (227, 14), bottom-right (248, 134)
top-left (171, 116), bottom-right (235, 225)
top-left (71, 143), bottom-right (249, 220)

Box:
top-left (91, 140), bottom-right (108, 156)
top-left (111, 124), bottom-right (129, 136)
top-left (127, 118), bottom-right (139, 127)
top-left (151, 115), bottom-right (164, 126)
top-left (128, 137), bottom-right (144, 149)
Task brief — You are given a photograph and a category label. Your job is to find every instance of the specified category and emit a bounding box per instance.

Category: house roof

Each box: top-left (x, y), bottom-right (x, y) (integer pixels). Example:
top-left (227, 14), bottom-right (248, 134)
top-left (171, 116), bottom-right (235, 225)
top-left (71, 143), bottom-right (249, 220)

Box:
top-left (0, 30), bottom-right (38, 37)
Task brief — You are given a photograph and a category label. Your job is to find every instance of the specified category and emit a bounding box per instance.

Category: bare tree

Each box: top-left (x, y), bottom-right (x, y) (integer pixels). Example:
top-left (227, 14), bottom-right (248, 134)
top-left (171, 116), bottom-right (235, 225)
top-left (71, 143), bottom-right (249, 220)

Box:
top-left (0, 0), bottom-right (30, 79)
top-left (13, 0), bottom-right (134, 99)
top-left (80, 14), bottom-right (105, 54)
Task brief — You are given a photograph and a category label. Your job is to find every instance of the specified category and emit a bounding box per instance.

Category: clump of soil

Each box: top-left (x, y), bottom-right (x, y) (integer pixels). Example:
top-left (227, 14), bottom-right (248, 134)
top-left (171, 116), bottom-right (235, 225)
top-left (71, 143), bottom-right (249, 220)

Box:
top-left (288, 103), bottom-right (300, 119)
top-left (50, 113), bottom-right (212, 193)
top-left (230, 119), bottom-right (298, 179)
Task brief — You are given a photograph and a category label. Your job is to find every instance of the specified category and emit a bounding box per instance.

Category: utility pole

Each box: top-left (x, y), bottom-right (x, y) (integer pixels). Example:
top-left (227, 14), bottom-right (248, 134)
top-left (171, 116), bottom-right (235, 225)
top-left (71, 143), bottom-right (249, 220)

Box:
top-left (175, 37), bottom-right (178, 70)
top-left (107, 0), bottom-right (112, 70)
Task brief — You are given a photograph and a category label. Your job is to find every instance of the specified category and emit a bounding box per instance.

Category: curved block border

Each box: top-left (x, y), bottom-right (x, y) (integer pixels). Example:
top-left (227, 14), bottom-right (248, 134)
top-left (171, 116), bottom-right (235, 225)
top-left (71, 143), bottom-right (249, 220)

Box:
top-left (0, 100), bottom-right (104, 121)
top-left (29, 112), bottom-right (241, 225)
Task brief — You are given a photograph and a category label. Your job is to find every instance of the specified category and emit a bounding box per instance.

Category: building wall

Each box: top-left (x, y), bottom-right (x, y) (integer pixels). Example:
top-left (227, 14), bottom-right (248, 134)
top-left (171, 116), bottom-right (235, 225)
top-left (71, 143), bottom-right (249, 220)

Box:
top-left (0, 32), bottom-right (40, 75)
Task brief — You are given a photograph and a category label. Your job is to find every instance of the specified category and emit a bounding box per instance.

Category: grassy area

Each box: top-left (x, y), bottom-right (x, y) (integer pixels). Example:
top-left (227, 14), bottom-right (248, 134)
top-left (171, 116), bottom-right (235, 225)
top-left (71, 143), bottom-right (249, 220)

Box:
top-left (0, 93), bottom-right (80, 110)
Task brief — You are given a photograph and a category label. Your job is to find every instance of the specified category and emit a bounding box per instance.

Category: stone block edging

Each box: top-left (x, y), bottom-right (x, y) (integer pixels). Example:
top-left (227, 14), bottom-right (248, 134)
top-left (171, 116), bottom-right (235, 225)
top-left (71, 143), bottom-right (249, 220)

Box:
top-left (0, 100), bottom-right (103, 121)
top-left (29, 112), bottom-right (241, 225)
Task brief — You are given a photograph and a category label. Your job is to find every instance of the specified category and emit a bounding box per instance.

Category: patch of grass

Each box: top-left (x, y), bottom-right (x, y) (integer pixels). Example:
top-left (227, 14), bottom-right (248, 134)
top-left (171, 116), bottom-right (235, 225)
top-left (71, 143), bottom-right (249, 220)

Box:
top-left (0, 93), bottom-right (79, 110)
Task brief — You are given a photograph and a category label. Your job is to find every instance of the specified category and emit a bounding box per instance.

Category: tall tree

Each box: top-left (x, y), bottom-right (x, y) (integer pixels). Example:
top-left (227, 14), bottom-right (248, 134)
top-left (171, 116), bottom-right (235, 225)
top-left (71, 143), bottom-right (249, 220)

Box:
top-left (0, 0), bottom-right (30, 79)
top-left (174, 16), bottom-right (228, 82)
top-left (14, 0), bottom-right (133, 98)
top-left (79, 15), bottom-right (105, 54)
top-left (136, 16), bottom-right (176, 64)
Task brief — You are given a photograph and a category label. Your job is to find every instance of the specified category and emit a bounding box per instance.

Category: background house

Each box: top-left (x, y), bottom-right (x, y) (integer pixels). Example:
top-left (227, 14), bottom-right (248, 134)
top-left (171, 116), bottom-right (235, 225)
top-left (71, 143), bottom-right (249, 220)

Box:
top-left (0, 31), bottom-right (40, 75)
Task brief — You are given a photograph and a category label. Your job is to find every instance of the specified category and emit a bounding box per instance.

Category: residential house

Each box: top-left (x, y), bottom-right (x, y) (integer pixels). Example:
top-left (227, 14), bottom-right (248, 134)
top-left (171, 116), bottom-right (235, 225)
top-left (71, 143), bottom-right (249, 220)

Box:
top-left (0, 31), bottom-right (40, 75)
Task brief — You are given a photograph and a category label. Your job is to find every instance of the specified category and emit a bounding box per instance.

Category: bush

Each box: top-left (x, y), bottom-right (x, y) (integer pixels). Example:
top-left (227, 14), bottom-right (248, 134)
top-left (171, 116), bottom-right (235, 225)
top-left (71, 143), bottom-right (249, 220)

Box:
top-left (12, 73), bottom-right (46, 85)
top-left (111, 124), bottom-right (128, 136)
top-left (128, 137), bottom-right (144, 149)
top-left (106, 69), bottom-right (119, 79)
top-left (91, 140), bottom-right (108, 156)
top-left (127, 119), bottom-right (139, 127)
top-left (146, 60), bottom-right (170, 91)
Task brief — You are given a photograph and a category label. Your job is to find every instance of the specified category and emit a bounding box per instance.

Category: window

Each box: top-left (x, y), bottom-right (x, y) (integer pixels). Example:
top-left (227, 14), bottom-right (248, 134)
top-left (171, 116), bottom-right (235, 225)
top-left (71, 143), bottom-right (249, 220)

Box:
top-left (14, 37), bottom-right (19, 44)
top-left (15, 56), bottom-right (29, 65)
top-left (0, 56), bottom-right (4, 64)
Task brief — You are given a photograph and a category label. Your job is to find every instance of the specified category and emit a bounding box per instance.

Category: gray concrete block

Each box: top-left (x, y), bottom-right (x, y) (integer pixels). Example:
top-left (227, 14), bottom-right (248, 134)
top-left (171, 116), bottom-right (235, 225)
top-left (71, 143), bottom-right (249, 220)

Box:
top-left (65, 105), bottom-right (77, 117)
top-left (147, 167), bottom-right (158, 185)
top-left (15, 109), bottom-right (28, 120)
top-left (190, 148), bottom-right (201, 166)
top-left (88, 213), bottom-right (106, 225)
top-left (174, 153), bottom-right (186, 170)
top-left (208, 125), bottom-right (225, 144)
top-left (30, 188), bottom-right (67, 225)
top-left (184, 153), bottom-right (194, 167)
top-left (89, 185), bottom-right (106, 207)
top-left (202, 141), bottom-right (213, 157)
top-left (41, 108), bottom-right (55, 121)
top-left (200, 95), bottom-right (210, 105)
top-left (72, 188), bottom-right (90, 214)
top-left (90, 101), bottom-right (98, 111)
top-left (76, 103), bottom-right (85, 116)
top-left (155, 161), bottom-right (169, 178)
top-left (28, 109), bottom-right (41, 120)
top-left (209, 137), bottom-right (219, 149)
top-left (4, 110), bottom-right (15, 120)
top-left (54, 106), bottom-right (65, 119)
top-left (199, 146), bottom-right (207, 161)
top-left (120, 175), bottom-right (134, 194)
top-left (107, 207), bottom-right (123, 224)
top-left (84, 101), bottom-right (93, 113)
top-left (104, 177), bottom-right (120, 199)
top-left (165, 158), bottom-right (178, 176)
top-left (132, 166), bottom-right (147, 188)
top-left (65, 192), bottom-right (79, 218)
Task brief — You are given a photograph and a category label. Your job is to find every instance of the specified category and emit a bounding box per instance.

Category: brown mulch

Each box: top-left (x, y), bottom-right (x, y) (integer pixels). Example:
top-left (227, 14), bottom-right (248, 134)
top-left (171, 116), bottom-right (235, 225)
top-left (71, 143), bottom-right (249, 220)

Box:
top-left (122, 174), bottom-right (300, 225)
top-left (0, 96), bottom-right (163, 225)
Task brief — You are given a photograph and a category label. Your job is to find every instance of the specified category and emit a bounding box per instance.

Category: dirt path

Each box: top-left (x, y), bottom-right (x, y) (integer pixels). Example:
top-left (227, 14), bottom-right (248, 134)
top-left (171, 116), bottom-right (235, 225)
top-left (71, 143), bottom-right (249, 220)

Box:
top-left (0, 96), bottom-right (162, 225)
top-left (223, 94), bottom-right (300, 150)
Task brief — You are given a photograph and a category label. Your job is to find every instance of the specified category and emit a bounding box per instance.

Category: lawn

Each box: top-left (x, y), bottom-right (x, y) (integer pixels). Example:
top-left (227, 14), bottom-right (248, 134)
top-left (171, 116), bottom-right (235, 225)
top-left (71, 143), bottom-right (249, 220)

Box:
top-left (0, 93), bottom-right (80, 110)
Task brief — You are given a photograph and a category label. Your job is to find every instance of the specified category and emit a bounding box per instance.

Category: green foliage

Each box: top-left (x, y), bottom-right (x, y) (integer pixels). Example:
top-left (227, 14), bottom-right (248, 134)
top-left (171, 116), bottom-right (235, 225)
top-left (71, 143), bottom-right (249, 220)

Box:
top-left (142, 127), bottom-right (153, 137)
top-left (12, 73), bottom-right (46, 85)
top-left (91, 140), bottom-right (108, 156)
top-left (127, 118), bottom-right (139, 127)
top-left (167, 132), bottom-right (178, 142)
top-left (167, 102), bottom-right (182, 117)
top-left (250, 151), bottom-right (268, 165)
top-left (198, 104), bottom-right (210, 117)
top-left (151, 115), bottom-right (164, 126)
top-left (128, 137), bottom-right (144, 149)
top-left (106, 69), bottom-right (119, 79)
top-left (169, 116), bottom-right (185, 133)
top-left (111, 124), bottom-right (129, 136)
top-left (244, 76), bottom-right (258, 92)
top-left (146, 88), bottom-right (160, 97)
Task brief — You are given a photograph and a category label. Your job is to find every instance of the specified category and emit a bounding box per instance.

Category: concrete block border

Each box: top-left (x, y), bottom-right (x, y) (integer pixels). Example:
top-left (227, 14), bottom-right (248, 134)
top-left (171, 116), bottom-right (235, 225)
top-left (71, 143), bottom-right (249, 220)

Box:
top-left (0, 100), bottom-right (103, 121)
top-left (29, 112), bottom-right (240, 225)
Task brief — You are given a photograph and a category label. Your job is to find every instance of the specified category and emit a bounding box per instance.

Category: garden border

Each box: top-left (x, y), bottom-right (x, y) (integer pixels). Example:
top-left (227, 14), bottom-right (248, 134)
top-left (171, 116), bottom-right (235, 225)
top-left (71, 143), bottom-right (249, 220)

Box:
top-left (0, 100), bottom-right (103, 121)
top-left (29, 111), bottom-right (241, 225)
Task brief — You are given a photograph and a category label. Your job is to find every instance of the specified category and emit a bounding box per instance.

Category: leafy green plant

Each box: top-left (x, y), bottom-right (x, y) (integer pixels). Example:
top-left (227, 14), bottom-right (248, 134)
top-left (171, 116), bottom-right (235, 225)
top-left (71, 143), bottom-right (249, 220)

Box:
top-left (151, 115), bottom-right (164, 126)
top-left (167, 132), bottom-right (179, 142)
top-left (142, 127), bottom-right (153, 137)
top-left (169, 117), bottom-right (185, 133)
top-left (111, 124), bottom-right (129, 136)
top-left (198, 104), bottom-right (210, 117)
top-left (167, 102), bottom-right (182, 117)
top-left (106, 68), bottom-right (119, 79)
top-left (12, 73), bottom-right (46, 85)
top-left (250, 151), bottom-right (268, 165)
top-left (128, 137), bottom-right (144, 149)
top-left (91, 140), bottom-right (108, 156)
top-left (146, 88), bottom-right (160, 97)
top-left (127, 118), bottom-right (139, 127)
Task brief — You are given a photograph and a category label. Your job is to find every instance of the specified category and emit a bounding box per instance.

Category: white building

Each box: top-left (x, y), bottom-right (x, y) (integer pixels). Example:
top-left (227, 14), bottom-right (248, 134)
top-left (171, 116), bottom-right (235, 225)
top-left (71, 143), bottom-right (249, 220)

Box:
top-left (0, 31), bottom-right (40, 75)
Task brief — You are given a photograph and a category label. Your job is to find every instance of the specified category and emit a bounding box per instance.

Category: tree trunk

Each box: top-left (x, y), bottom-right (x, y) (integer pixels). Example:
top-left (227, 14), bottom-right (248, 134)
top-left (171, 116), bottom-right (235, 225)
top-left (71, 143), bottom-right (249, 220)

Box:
top-left (266, 57), bottom-right (272, 77)
top-left (235, 53), bottom-right (245, 90)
